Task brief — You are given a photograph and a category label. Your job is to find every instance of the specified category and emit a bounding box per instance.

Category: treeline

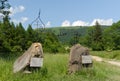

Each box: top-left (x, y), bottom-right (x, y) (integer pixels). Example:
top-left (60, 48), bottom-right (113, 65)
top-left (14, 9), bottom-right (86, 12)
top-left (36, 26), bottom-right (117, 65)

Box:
top-left (79, 21), bottom-right (120, 51)
top-left (1, 16), bottom-right (120, 53)
top-left (0, 17), bottom-right (65, 53)
top-left (50, 21), bottom-right (120, 51)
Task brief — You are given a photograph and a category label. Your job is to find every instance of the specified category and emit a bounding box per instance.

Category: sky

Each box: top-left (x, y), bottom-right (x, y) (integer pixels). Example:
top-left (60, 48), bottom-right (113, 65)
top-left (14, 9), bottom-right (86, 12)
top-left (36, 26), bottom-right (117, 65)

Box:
top-left (7, 0), bottom-right (120, 29)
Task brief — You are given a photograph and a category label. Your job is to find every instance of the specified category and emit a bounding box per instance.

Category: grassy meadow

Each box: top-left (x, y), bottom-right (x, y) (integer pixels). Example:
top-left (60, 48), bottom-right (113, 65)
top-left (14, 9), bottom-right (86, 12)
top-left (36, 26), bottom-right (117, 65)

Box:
top-left (0, 51), bottom-right (120, 81)
top-left (91, 50), bottom-right (120, 60)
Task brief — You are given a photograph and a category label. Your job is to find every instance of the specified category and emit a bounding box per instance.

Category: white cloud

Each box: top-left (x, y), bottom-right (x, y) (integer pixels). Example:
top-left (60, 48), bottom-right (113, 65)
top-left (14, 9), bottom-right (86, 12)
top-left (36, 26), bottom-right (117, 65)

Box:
top-left (46, 21), bottom-right (51, 27)
top-left (90, 19), bottom-right (113, 26)
top-left (9, 5), bottom-right (25, 16)
top-left (61, 20), bottom-right (71, 27)
top-left (72, 20), bottom-right (89, 26)
top-left (21, 17), bottom-right (28, 23)
top-left (12, 17), bottom-right (28, 24)
top-left (9, 5), bottom-right (28, 25)
top-left (61, 20), bottom-right (89, 27)
top-left (61, 19), bottom-right (113, 27)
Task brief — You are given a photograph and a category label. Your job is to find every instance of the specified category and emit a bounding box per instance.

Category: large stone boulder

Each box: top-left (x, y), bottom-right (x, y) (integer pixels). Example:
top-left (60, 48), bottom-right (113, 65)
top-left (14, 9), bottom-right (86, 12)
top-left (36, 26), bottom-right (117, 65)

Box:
top-left (13, 43), bottom-right (43, 73)
top-left (68, 44), bottom-right (92, 74)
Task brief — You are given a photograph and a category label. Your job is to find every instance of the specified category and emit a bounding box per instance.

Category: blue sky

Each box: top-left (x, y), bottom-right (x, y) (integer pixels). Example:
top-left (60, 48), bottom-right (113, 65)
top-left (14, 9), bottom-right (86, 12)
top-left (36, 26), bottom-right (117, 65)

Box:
top-left (8, 0), bottom-right (120, 29)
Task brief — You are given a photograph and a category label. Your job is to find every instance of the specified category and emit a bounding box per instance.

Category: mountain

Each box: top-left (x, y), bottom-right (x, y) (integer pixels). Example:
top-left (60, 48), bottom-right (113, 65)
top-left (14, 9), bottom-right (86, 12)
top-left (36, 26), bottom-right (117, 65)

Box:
top-left (44, 26), bottom-right (109, 44)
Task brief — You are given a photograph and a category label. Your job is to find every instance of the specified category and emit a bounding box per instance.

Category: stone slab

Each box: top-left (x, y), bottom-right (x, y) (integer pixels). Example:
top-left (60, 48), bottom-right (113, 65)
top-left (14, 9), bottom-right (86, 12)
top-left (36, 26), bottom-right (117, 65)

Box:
top-left (30, 58), bottom-right (43, 67)
top-left (82, 55), bottom-right (92, 64)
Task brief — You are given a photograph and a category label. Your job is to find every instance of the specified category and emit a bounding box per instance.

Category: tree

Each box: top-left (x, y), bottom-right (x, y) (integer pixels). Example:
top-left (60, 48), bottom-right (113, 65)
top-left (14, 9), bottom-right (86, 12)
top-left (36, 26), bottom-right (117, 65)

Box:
top-left (26, 24), bottom-right (35, 48)
top-left (93, 21), bottom-right (102, 42)
top-left (14, 23), bottom-right (26, 51)
top-left (0, 0), bottom-right (12, 52)
top-left (103, 21), bottom-right (120, 50)
top-left (0, 0), bottom-right (11, 21)
top-left (26, 24), bottom-right (34, 41)
top-left (0, 17), bottom-right (16, 52)
top-left (84, 21), bottom-right (103, 50)
top-left (91, 21), bottom-right (103, 50)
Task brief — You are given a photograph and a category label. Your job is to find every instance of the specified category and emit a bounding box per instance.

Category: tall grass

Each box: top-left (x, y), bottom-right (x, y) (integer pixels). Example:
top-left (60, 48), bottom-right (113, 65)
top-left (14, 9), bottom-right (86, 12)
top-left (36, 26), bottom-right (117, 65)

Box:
top-left (0, 52), bottom-right (120, 81)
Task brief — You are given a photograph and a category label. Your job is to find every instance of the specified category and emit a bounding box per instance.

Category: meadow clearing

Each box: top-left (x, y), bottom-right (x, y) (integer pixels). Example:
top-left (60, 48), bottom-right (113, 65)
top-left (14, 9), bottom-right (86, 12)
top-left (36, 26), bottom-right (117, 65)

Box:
top-left (0, 51), bottom-right (120, 81)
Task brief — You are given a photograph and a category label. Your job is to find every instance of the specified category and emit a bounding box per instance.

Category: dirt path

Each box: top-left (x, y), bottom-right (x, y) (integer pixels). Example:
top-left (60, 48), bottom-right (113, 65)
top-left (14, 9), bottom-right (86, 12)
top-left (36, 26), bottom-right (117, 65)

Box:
top-left (92, 56), bottom-right (120, 67)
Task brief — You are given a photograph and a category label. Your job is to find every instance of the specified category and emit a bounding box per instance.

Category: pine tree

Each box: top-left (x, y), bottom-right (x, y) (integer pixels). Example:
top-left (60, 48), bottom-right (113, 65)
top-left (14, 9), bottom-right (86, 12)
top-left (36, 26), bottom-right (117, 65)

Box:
top-left (15, 23), bottom-right (26, 51)
top-left (0, 17), bottom-right (15, 52)
top-left (93, 21), bottom-right (102, 42)
top-left (26, 24), bottom-right (35, 48)
top-left (92, 21), bottom-right (103, 50)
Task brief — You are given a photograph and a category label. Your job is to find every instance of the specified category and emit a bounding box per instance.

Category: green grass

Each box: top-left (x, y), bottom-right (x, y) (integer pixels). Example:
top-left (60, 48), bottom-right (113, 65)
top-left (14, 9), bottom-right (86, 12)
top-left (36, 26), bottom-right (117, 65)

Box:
top-left (0, 52), bottom-right (120, 81)
top-left (91, 50), bottom-right (120, 60)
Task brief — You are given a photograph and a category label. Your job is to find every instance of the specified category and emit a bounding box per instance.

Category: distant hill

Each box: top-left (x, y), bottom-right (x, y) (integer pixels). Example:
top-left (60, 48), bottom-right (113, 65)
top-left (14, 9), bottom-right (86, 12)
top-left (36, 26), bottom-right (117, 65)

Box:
top-left (45, 26), bottom-right (109, 44)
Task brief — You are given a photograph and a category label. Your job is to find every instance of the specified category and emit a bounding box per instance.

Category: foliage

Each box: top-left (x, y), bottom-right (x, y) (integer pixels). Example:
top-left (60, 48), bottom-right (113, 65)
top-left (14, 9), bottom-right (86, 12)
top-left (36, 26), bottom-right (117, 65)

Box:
top-left (90, 22), bottom-right (103, 50)
top-left (42, 32), bottom-right (66, 53)
top-left (81, 22), bottom-right (104, 51)
top-left (1, 18), bottom-right (120, 52)
top-left (79, 20), bottom-right (120, 51)
top-left (102, 21), bottom-right (120, 50)
top-left (0, 16), bottom-right (15, 52)
top-left (0, 20), bottom-right (65, 53)
top-left (46, 26), bottom-right (87, 45)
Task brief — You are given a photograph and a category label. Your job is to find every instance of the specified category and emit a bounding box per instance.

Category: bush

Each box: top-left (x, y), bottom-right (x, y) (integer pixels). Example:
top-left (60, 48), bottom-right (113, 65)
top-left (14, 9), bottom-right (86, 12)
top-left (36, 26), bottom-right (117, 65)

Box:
top-left (12, 45), bottom-right (22, 52)
top-left (91, 42), bottom-right (104, 51)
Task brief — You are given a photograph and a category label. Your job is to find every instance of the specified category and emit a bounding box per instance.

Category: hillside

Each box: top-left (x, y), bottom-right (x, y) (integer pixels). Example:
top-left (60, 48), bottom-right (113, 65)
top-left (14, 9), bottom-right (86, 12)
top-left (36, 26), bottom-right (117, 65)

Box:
top-left (45, 26), bottom-right (109, 44)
